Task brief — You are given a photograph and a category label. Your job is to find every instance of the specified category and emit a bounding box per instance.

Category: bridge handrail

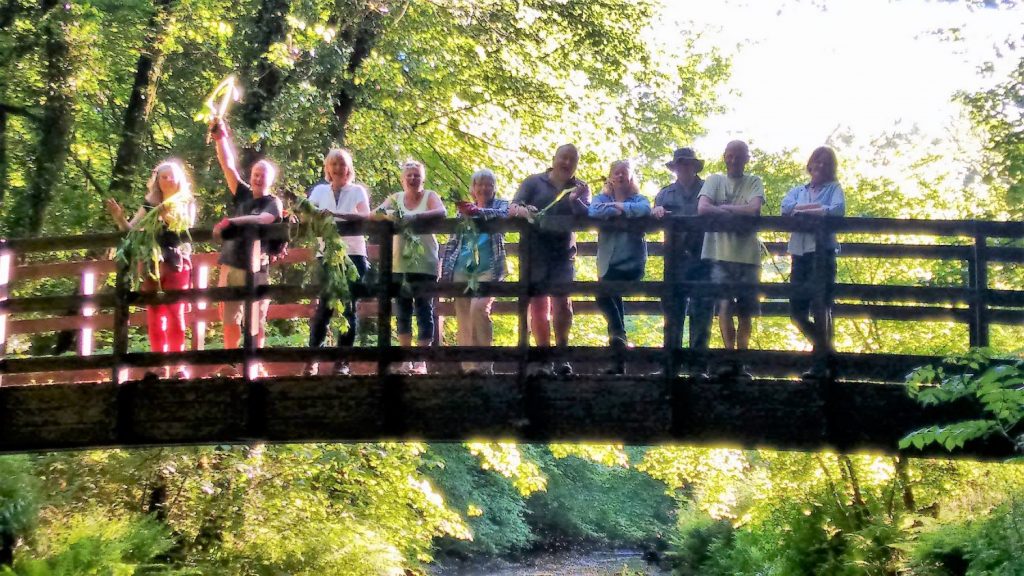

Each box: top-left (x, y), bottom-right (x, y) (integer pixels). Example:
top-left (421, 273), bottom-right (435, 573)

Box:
top-left (3, 214), bottom-right (1023, 253)
top-left (0, 214), bottom-right (1021, 386)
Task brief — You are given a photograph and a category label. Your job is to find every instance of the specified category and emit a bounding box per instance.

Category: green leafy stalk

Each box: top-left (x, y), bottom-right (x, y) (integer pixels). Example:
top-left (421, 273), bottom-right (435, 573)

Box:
top-left (900, 349), bottom-right (1024, 456)
top-left (291, 196), bottom-right (357, 334)
top-left (114, 197), bottom-right (192, 291)
top-left (454, 217), bottom-right (483, 294)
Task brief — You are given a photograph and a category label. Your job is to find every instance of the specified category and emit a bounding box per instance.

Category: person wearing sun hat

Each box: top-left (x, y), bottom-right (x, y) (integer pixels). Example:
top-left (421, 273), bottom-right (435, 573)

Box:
top-left (653, 147), bottom-right (713, 365)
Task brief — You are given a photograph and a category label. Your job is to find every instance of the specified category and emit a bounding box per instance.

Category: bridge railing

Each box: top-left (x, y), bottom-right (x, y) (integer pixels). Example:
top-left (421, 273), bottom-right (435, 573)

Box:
top-left (0, 215), bottom-right (1022, 386)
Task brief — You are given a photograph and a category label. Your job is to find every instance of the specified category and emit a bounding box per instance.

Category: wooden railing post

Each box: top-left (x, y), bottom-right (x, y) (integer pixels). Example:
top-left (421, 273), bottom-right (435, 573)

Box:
top-left (79, 268), bottom-right (97, 357)
top-left (516, 222), bottom-right (532, 378)
top-left (376, 222), bottom-right (395, 378)
top-left (662, 219), bottom-right (682, 378)
top-left (242, 226), bottom-right (259, 381)
top-left (0, 243), bottom-right (12, 387)
top-left (192, 262), bottom-right (209, 352)
top-left (811, 219), bottom-right (833, 376)
top-left (969, 232), bottom-right (990, 348)
top-left (111, 262), bottom-right (130, 384)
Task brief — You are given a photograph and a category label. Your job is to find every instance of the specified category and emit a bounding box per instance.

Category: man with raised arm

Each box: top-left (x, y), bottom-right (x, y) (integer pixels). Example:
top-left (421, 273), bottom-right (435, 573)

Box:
top-left (654, 147), bottom-right (713, 363)
top-left (209, 119), bottom-right (283, 375)
top-left (697, 140), bottom-right (764, 375)
top-left (509, 144), bottom-right (591, 376)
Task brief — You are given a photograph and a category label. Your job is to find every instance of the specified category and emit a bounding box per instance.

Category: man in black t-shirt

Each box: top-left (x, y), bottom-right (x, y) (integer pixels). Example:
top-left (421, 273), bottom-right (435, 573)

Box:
top-left (210, 119), bottom-right (283, 361)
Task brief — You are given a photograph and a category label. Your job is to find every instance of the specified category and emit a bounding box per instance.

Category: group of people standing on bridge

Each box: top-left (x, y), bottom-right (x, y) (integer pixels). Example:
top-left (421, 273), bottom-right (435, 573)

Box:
top-left (106, 115), bottom-right (845, 379)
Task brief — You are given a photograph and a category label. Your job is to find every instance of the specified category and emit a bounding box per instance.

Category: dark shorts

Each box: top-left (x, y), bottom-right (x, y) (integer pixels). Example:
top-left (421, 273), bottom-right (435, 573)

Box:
top-left (527, 252), bottom-right (575, 285)
top-left (710, 261), bottom-right (760, 316)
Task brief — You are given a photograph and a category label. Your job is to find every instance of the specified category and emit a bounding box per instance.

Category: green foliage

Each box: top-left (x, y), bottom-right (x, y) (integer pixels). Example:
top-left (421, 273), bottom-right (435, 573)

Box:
top-left (114, 199), bottom-right (192, 290)
top-left (465, 442), bottom-right (546, 496)
top-left (12, 445), bottom-right (470, 574)
top-left (0, 513), bottom-right (179, 576)
top-left (0, 456), bottom-right (40, 553)
top-left (665, 505), bottom-right (734, 576)
top-left (957, 52), bottom-right (1024, 217)
top-left (908, 499), bottom-right (1024, 576)
top-left (423, 445), bottom-right (534, 557)
top-left (525, 447), bottom-right (674, 548)
top-left (289, 195), bottom-right (358, 331)
top-left (901, 349), bottom-right (1024, 453)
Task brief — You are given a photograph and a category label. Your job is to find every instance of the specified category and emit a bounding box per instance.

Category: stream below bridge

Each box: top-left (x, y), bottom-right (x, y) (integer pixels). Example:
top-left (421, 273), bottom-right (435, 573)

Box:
top-left (429, 549), bottom-right (668, 576)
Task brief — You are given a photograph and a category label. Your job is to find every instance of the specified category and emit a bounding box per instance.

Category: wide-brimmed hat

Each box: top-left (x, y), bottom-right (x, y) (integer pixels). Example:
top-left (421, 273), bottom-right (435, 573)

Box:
top-left (665, 147), bottom-right (705, 172)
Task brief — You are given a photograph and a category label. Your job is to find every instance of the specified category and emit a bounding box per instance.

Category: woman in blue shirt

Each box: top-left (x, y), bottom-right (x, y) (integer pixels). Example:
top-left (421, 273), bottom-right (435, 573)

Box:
top-left (589, 160), bottom-right (651, 374)
top-left (440, 169), bottom-right (509, 375)
top-left (781, 146), bottom-right (846, 350)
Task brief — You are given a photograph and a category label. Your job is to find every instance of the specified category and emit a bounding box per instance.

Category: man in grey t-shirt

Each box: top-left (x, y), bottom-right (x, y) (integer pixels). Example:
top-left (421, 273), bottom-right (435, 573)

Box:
top-left (510, 144), bottom-right (590, 376)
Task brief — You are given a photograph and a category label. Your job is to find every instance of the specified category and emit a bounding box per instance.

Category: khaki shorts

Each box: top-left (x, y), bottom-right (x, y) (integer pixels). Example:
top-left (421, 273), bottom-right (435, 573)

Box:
top-left (219, 264), bottom-right (270, 327)
top-left (710, 261), bottom-right (760, 316)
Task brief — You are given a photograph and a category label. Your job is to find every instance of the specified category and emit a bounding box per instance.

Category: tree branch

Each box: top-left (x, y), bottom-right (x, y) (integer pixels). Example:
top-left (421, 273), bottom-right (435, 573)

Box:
top-left (70, 153), bottom-right (108, 195)
top-left (0, 103), bottom-right (42, 123)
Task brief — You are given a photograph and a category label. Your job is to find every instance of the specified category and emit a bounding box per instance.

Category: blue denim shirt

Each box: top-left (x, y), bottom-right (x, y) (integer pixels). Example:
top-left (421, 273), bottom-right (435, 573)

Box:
top-left (441, 198), bottom-right (509, 281)
top-left (589, 193), bottom-right (651, 277)
top-left (780, 181), bottom-right (845, 255)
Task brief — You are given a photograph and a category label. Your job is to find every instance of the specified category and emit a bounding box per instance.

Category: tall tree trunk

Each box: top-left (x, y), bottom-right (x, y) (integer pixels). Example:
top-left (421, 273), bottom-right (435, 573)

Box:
top-left (0, 530), bottom-right (13, 567)
top-left (331, 13), bottom-right (386, 145)
top-left (0, 108), bottom-right (7, 205)
top-left (237, 0), bottom-right (291, 171)
top-left (894, 455), bottom-right (915, 511)
top-left (108, 0), bottom-right (174, 199)
top-left (330, 4), bottom-right (405, 145)
top-left (8, 1), bottom-right (74, 237)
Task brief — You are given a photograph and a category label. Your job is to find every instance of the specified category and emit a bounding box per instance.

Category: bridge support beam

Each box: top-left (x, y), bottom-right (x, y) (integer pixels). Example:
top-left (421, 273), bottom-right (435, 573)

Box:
top-left (0, 374), bottom-right (1013, 459)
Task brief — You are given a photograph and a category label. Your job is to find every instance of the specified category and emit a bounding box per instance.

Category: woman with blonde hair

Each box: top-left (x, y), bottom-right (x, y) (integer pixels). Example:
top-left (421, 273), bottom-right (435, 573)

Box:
top-left (375, 160), bottom-right (447, 374)
top-left (588, 159), bottom-right (650, 374)
top-left (304, 148), bottom-right (371, 376)
top-left (106, 159), bottom-right (196, 378)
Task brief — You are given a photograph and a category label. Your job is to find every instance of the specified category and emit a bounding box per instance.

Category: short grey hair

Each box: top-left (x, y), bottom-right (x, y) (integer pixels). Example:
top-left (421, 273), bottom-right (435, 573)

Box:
top-left (400, 159), bottom-right (425, 177)
top-left (471, 168), bottom-right (496, 186)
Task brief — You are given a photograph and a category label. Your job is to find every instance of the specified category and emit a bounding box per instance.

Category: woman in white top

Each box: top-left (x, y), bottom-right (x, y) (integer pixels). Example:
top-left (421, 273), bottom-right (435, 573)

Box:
top-left (375, 160), bottom-right (447, 374)
top-left (305, 148), bottom-right (370, 376)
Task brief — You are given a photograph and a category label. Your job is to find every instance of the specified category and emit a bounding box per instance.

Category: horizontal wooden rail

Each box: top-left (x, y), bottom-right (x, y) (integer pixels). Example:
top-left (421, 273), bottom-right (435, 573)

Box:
top-left (4, 215), bottom-right (1023, 252)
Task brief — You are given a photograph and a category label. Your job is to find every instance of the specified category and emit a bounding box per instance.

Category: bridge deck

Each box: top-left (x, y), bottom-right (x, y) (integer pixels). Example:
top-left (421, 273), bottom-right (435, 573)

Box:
top-left (1, 215), bottom-right (1021, 456)
top-left (0, 370), bottom-right (1014, 459)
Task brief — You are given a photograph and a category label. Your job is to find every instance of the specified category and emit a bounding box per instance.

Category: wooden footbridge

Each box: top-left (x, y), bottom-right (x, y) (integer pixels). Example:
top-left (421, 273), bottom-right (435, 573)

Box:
top-left (1, 216), bottom-right (1022, 458)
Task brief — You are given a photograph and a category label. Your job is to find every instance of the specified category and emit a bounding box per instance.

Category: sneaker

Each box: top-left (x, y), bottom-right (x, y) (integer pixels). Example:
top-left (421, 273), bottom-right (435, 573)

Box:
top-left (303, 362), bottom-right (319, 377)
top-left (218, 364), bottom-right (242, 378)
top-left (333, 361), bottom-right (351, 376)
top-left (801, 367), bottom-right (831, 380)
top-left (526, 363), bottom-right (554, 377)
top-left (412, 361), bottom-right (427, 375)
top-left (713, 363), bottom-right (739, 378)
top-left (172, 369), bottom-right (189, 380)
top-left (553, 362), bottom-right (573, 377)
top-left (389, 362), bottom-right (414, 375)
